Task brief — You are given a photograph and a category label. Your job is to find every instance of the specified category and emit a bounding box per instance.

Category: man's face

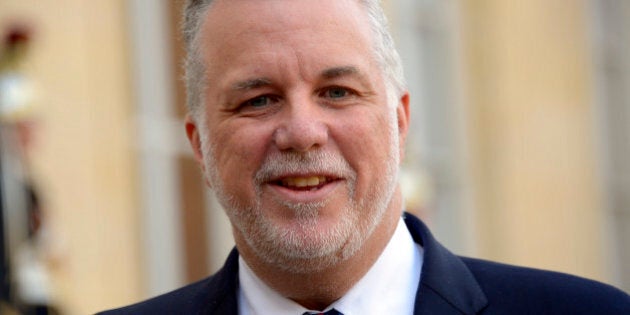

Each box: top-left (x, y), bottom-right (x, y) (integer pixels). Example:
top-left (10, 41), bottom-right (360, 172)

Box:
top-left (187, 0), bottom-right (409, 271)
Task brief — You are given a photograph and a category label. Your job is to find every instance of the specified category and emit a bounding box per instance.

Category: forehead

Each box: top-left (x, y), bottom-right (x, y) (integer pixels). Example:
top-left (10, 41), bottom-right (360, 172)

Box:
top-left (198, 0), bottom-right (375, 68)
top-left (202, 0), bottom-right (367, 31)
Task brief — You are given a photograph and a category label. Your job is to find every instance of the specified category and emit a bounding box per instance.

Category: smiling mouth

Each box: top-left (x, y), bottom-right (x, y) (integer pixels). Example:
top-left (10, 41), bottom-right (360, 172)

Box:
top-left (273, 176), bottom-right (337, 191)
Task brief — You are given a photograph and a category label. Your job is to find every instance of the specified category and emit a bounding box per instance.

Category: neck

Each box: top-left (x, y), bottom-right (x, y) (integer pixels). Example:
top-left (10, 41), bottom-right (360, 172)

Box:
top-left (235, 192), bottom-right (403, 311)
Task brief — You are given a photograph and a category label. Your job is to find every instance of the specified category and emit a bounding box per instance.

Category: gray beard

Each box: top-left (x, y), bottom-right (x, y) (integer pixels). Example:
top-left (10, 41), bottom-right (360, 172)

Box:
top-left (199, 111), bottom-right (401, 273)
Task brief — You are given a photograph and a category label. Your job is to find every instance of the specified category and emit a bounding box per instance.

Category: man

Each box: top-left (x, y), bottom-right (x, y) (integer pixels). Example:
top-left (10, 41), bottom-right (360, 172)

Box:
top-left (101, 0), bottom-right (630, 314)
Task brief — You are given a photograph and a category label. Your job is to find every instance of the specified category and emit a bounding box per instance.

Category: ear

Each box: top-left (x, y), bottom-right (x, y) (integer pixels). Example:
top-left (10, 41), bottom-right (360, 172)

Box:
top-left (396, 92), bottom-right (411, 163)
top-left (185, 114), bottom-right (212, 187)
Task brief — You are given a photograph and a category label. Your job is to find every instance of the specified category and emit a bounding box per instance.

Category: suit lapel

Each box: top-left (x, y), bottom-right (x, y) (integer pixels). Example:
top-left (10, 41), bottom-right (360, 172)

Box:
top-left (200, 249), bottom-right (240, 314)
top-left (209, 214), bottom-right (488, 314)
top-left (404, 213), bottom-right (488, 315)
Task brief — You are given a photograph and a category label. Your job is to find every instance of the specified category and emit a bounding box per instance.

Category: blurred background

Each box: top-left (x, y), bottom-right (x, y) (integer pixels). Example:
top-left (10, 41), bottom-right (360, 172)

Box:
top-left (0, 0), bottom-right (628, 314)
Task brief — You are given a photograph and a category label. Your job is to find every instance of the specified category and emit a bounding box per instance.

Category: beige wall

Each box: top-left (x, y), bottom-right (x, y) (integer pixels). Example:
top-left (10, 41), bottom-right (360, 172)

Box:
top-left (1, 1), bottom-right (142, 314)
top-left (461, 0), bottom-right (607, 281)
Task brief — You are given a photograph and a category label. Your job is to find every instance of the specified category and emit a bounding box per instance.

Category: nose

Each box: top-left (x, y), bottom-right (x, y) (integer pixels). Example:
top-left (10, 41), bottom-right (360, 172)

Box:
top-left (273, 97), bottom-right (328, 152)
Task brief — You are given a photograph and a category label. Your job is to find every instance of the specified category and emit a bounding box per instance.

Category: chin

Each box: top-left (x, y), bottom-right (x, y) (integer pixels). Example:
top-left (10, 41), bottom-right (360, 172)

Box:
top-left (236, 203), bottom-right (362, 272)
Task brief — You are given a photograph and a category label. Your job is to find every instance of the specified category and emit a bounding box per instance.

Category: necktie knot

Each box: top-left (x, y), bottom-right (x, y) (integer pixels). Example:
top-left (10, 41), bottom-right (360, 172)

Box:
top-left (302, 309), bottom-right (343, 315)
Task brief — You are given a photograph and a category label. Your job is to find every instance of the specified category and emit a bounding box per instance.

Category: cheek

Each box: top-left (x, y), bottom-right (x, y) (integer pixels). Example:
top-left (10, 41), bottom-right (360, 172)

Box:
top-left (332, 109), bottom-right (397, 176)
top-left (209, 122), bottom-right (271, 189)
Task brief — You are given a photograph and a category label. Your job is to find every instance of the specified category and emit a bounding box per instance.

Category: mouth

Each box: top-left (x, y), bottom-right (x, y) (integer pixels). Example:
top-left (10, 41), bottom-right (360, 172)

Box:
top-left (271, 175), bottom-right (339, 191)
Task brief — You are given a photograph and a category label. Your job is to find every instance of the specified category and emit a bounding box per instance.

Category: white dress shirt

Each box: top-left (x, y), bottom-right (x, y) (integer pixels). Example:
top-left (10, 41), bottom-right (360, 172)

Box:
top-left (238, 217), bottom-right (424, 315)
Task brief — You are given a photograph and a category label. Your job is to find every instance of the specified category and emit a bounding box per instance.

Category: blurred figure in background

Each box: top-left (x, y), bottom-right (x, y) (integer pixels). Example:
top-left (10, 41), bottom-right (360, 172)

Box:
top-left (0, 24), bottom-right (60, 315)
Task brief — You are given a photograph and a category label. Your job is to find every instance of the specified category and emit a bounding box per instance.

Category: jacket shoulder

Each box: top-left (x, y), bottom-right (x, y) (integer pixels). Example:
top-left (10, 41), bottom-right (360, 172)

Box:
top-left (97, 250), bottom-right (240, 315)
top-left (97, 275), bottom-right (217, 315)
top-left (461, 257), bottom-right (630, 314)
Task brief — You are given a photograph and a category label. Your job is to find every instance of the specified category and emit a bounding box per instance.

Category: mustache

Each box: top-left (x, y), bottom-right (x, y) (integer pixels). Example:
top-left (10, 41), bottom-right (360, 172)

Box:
top-left (254, 150), bottom-right (356, 183)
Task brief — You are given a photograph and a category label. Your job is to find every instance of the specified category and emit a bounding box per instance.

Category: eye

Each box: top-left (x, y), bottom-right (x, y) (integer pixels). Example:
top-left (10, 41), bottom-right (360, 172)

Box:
top-left (324, 87), bottom-right (351, 99)
top-left (243, 95), bottom-right (273, 108)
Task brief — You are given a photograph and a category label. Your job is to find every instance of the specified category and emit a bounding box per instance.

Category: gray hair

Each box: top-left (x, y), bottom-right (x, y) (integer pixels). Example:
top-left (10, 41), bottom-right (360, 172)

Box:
top-left (182, 0), bottom-right (407, 118)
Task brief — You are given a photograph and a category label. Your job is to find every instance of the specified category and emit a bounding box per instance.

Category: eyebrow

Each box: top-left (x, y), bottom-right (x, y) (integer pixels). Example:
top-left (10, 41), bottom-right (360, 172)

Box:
top-left (321, 66), bottom-right (361, 79)
top-left (229, 66), bottom-right (364, 91)
top-left (231, 78), bottom-right (273, 91)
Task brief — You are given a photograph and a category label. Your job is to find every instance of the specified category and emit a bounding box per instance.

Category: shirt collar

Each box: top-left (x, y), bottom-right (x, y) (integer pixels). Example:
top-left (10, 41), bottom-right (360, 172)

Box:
top-left (238, 217), bottom-right (424, 315)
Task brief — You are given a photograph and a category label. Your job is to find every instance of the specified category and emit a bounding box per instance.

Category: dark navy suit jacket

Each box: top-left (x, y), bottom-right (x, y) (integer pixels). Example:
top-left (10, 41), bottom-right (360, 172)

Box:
top-left (100, 213), bottom-right (630, 314)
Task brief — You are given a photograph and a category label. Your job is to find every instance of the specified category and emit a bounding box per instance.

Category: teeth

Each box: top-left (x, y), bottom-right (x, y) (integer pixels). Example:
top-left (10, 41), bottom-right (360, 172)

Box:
top-left (307, 177), bottom-right (320, 186)
top-left (282, 176), bottom-right (327, 188)
top-left (295, 178), bottom-right (308, 187)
